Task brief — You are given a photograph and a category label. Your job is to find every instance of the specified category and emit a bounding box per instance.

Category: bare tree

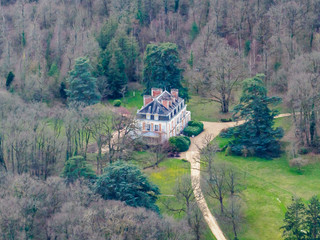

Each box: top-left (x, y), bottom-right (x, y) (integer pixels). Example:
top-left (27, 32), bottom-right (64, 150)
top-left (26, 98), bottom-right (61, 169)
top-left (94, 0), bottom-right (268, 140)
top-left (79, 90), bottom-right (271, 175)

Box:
top-left (197, 134), bottom-right (218, 181)
top-left (203, 163), bottom-right (228, 214)
top-left (201, 43), bottom-right (246, 113)
top-left (224, 195), bottom-right (243, 240)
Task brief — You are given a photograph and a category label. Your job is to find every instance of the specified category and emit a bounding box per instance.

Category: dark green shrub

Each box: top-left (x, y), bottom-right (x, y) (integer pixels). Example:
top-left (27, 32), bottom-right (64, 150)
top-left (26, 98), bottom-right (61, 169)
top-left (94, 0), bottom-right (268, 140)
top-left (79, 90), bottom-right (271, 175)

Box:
top-left (60, 82), bottom-right (67, 100)
top-left (113, 99), bottom-right (122, 107)
top-left (244, 40), bottom-right (251, 56)
top-left (183, 120), bottom-right (204, 137)
top-left (183, 126), bottom-right (202, 136)
top-left (188, 120), bottom-right (204, 131)
top-left (220, 118), bottom-right (232, 122)
top-left (169, 136), bottom-right (191, 152)
top-left (298, 148), bottom-right (309, 155)
top-left (6, 71), bottom-right (15, 89)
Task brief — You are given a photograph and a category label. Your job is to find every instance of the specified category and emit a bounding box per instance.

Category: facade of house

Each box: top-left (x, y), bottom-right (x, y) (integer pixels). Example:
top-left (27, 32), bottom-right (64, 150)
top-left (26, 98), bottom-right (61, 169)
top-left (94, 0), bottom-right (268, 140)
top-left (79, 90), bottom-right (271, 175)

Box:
top-left (136, 88), bottom-right (191, 144)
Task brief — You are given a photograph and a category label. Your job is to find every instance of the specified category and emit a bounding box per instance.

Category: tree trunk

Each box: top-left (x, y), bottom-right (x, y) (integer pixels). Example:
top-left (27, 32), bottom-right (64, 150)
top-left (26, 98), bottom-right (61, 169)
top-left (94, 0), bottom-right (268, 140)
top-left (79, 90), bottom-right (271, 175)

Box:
top-left (220, 196), bottom-right (224, 213)
top-left (221, 99), bottom-right (229, 113)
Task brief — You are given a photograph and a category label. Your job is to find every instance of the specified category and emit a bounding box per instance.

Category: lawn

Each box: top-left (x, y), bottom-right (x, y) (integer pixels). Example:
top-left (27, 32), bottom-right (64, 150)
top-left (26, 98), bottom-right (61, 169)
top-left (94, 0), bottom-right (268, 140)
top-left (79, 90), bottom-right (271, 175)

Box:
top-left (145, 157), bottom-right (190, 216)
top-left (141, 156), bottom-right (215, 239)
top-left (208, 117), bottom-right (320, 240)
top-left (108, 90), bottom-right (143, 109)
top-left (186, 95), bottom-right (232, 122)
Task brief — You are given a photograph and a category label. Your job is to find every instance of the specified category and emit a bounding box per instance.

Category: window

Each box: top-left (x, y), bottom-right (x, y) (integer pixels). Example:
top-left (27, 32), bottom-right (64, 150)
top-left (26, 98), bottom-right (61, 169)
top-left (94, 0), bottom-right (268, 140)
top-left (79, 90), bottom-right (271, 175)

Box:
top-left (154, 114), bottom-right (159, 120)
top-left (146, 114), bottom-right (150, 120)
top-left (155, 125), bottom-right (159, 131)
top-left (146, 124), bottom-right (150, 131)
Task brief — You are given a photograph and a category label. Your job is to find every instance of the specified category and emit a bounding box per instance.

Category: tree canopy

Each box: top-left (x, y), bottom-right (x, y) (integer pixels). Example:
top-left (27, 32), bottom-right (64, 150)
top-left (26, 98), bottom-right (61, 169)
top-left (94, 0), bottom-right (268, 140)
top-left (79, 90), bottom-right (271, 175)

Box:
top-left (61, 155), bottom-right (96, 184)
top-left (230, 74), bottom-right (284, 158)
top-left (66, 57), bottom-right (101, 106)
top-left (143, 42), bottom-right (188, 99)
top-left (95, 161), bottom-right (160, 212)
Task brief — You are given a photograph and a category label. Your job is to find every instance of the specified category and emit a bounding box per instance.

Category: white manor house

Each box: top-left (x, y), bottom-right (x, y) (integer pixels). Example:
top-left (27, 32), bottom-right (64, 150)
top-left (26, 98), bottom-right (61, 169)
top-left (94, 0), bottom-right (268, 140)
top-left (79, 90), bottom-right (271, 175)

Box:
top-left (136, 88), bottom-right (191, 144)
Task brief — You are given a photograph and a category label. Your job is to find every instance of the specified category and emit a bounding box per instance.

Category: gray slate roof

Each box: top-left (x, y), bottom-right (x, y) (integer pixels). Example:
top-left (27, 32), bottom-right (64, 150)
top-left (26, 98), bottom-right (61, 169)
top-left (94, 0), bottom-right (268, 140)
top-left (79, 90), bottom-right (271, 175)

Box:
top-left (137, 91), bottom-right (183, 116)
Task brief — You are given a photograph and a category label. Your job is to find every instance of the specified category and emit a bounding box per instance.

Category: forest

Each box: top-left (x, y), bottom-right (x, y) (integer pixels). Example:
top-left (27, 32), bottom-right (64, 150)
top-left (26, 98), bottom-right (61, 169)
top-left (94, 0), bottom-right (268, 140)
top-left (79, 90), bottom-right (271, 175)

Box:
top-left (1, 0), bottom-right (320, 239)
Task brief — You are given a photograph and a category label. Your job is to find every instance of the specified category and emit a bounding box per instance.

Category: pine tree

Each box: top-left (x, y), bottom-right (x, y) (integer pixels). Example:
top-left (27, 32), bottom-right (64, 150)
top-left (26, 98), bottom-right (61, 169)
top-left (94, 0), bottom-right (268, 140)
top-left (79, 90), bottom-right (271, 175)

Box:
top-left (306, 196), bottom-right (320, 239)
top-left (231, 74), bottom-right (284, 158)
top-left (106, 46), bottom-right (128, 99)
top-left (61, 155), bottom-right (96, 184)
top-left (66, 57), bottom-right (101, 106)
top-left (281, 197), bottom-right (307, 240)
top-left (5, 71), bottom-right (15, 90)
top-left (95, 161), bottom-right (160, 212)
top-left (190, 21), bottom-right (199, 41)
top-left (143, 42), bottom-right (188, 99)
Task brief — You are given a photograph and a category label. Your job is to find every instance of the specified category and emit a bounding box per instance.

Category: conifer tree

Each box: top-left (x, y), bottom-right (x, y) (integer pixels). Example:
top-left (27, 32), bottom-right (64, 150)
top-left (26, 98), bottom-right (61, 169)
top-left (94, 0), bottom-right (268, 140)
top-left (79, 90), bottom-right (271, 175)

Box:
top-left (143, 42), bottom-right (188, 99)
top-left (231, 74), bottom-right (283, 158)
top-left (66, 57), bottom-right (101, 106)
top-left (95, 161), bottom-right (160, 212)
top-left (281, 197), bottom-right (307, 240)
top-left (306, 196), bottom-right (320, 239)
top-left (107, 48), bottom-right (128, 99)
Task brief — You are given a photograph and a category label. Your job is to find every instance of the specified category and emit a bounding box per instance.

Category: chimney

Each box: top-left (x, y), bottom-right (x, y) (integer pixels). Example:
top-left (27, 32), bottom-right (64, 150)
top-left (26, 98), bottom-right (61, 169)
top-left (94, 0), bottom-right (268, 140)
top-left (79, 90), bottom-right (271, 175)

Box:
top-left (162, 99), bottom-right (172, 109)
top-left (162, 100), bottom-right (169, 109)
top-left (151, 88), bottom-right (163, 98)
top-left (171, 89), bottom-right (179, 99)
top-left (143, 95), bottom-right (153, 106)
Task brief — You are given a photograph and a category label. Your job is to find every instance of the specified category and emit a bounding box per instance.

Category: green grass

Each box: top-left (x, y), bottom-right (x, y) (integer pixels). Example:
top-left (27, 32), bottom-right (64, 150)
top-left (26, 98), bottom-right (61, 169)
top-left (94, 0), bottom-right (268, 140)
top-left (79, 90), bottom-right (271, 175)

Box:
top-left (187, 95), bottom-right (231, 122)
top-left (146, 157), bottom-right (190, 216)
top-left (109, 90), bottom-right (143, 109)
top-left (143, 157), bottom-right (215, 239)
top-left (208, 117), bottom-right (320, 240)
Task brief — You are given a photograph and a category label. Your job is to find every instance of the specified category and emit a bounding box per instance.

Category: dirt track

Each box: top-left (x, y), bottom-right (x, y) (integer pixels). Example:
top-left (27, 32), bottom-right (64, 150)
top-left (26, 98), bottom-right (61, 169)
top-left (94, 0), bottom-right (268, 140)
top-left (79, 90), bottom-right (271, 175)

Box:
top-left (180, 114), bottom-right (291, 240)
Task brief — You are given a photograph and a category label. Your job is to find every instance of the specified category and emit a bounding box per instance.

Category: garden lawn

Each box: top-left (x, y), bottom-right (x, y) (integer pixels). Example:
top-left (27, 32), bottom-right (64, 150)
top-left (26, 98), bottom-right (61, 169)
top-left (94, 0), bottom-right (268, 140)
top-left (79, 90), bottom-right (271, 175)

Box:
top-left (109, 90), bottom-right (143, 109)
top-left (210, 117), bottom-right (320, 240)
top-left (146, 158), bottom-right (190, 216)
top-left (187, 95), bottom-right (233, 122)
top-left (144, 157), bottom-right (215, 240)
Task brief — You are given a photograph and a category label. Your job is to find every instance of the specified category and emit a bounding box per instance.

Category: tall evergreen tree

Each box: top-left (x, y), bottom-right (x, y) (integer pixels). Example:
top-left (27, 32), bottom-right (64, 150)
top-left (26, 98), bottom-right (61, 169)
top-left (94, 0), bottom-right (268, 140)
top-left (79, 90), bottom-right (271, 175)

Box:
top-left (66, 57), bottom-right (101, 106)
top-left (61, 155), bottom-right (96, 184)
top-left (230, 74), bottom-right (283, 158)
top-left (106, 47), bottom-right (128, 99)
top-left (95, 161), bottom-right (160, 212)
top-left (281, 197), bottom-right (307, 240)
top-left (306, 196), bottom-right (320, 239)
top-left (143, 42), bottom-right (188, 99)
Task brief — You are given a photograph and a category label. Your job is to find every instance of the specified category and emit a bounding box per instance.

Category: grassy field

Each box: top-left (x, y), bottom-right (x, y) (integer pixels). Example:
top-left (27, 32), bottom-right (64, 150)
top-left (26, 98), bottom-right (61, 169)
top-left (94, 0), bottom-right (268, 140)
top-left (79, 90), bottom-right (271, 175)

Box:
top-left (142, 156), bottom-right (215, 239)
top-left (208, 117), bottom-right (320, 240)
top-left (186, 96), bottom-right (233, 122)
top-left (108, 90), bottom-right (143, 109)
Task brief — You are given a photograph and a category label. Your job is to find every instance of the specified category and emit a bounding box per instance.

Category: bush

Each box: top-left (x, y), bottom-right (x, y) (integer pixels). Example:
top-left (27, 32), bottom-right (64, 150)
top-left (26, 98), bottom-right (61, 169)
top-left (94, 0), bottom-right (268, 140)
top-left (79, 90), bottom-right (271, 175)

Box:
top-left (183, 126), bottom-right (202, 137)
top-left (188, 120), bottom-right (204, 131)
top-left (6, 71), bottom-right (15, 89)
top-left (289, 157), bottom-right (308, 173)
top-left (220, 118), bottom-right (232, 122)
top-left (298, 147), bottom-right (309, 155)
top-left (113, 99), bottom-right (122, 107)
top-left (169, 136), bottom-right (191, 152)
top-left (183, 120), bottom-right (204, 137)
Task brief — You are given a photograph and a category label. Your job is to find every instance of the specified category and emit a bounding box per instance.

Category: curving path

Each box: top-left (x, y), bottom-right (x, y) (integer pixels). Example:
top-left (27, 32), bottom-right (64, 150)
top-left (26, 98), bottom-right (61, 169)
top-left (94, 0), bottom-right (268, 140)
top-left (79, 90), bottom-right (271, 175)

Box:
top-left (180, 113), bottom-right (291, 240)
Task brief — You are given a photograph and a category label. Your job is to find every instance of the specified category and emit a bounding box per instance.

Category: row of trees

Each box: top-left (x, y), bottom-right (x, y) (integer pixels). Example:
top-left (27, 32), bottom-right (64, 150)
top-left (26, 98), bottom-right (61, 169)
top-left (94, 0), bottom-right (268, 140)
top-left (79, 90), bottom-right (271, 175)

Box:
top-left (66, 41), bottom-right (187, 107)
top-left (198, 136), bottom-right (245, 239)
top-left (0, 91), bottom-right (138, 177)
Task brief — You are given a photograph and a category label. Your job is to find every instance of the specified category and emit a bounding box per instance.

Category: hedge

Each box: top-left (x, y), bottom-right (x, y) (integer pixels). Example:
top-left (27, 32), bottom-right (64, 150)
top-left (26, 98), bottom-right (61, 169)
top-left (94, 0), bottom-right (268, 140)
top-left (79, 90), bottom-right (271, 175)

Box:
top-left (183, 120), bottom-right (204, 137)
top-left (183, 126), bottom-right (202, 136)
top-left (169, 136), bottom-right (191, 152)
top-left (188, 120), bottom-right (204, 131)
